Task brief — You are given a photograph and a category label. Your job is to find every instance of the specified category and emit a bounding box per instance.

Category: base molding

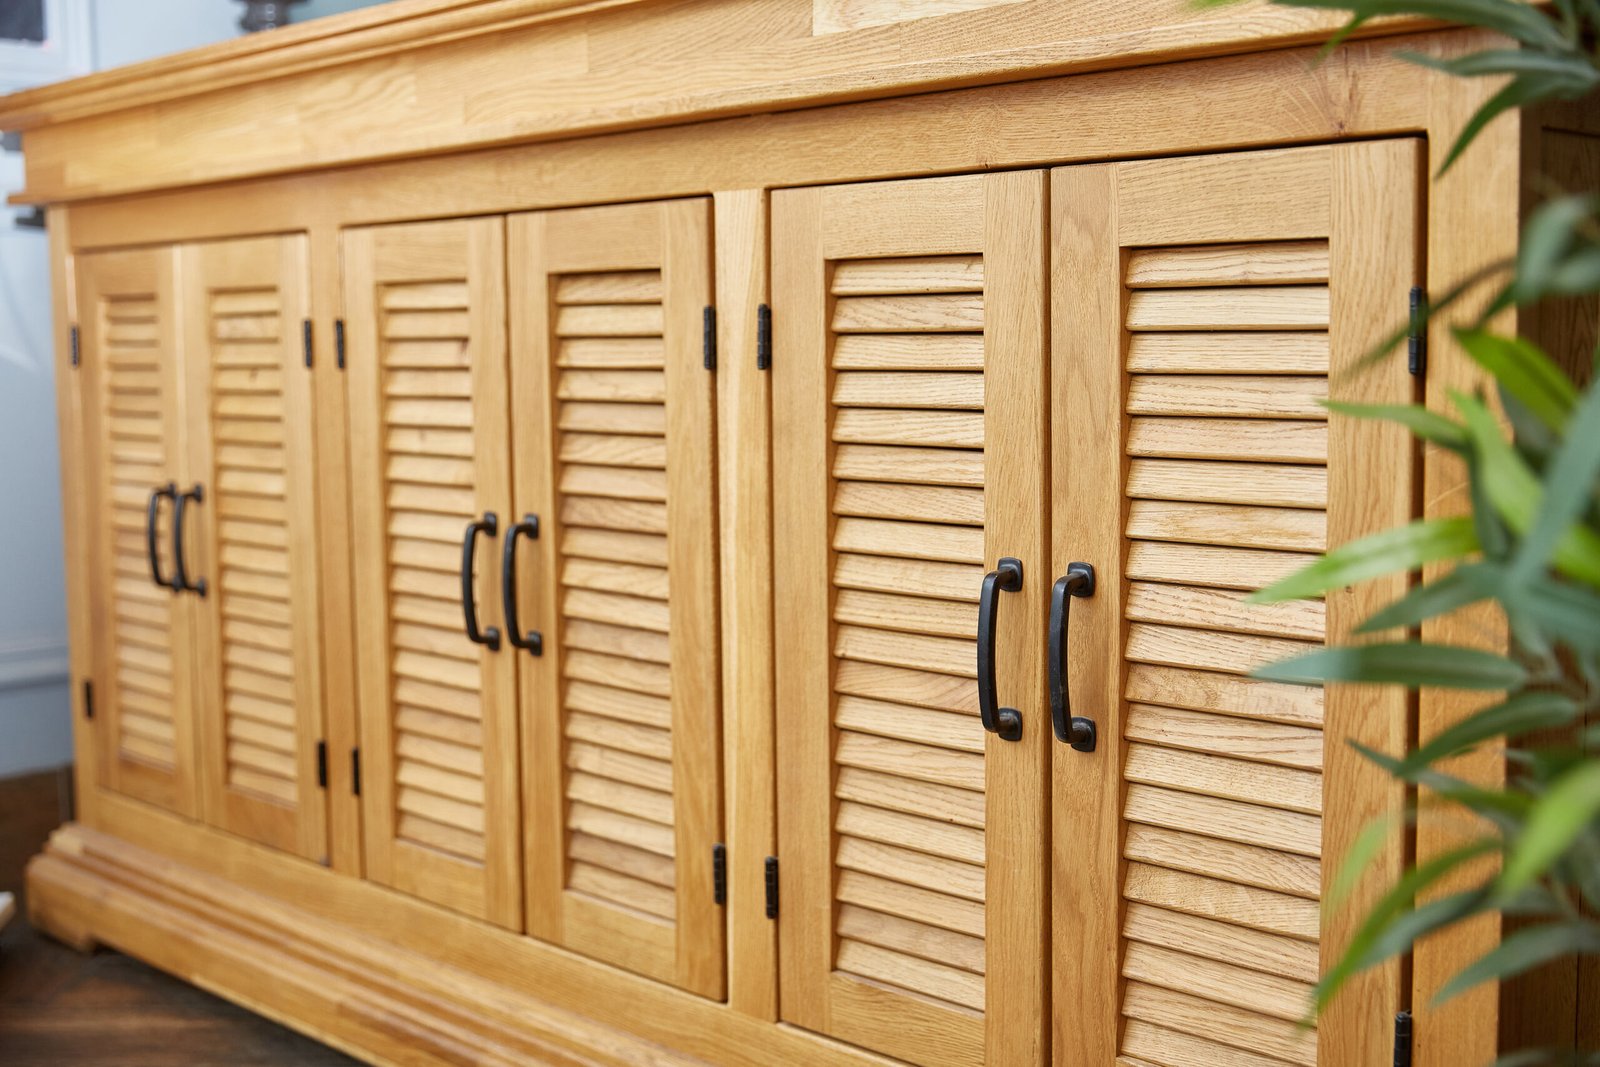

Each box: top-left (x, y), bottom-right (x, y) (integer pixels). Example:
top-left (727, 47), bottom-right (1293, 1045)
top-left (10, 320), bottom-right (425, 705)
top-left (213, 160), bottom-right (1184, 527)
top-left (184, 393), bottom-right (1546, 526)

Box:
top-left (25, 823), bottom-right (706, 1067)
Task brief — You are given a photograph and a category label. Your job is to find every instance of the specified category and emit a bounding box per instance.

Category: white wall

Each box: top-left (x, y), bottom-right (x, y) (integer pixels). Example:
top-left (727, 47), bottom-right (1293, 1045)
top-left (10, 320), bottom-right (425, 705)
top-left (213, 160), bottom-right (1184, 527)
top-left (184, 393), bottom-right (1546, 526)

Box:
top-left (0, 1), bottom-right (246, 776)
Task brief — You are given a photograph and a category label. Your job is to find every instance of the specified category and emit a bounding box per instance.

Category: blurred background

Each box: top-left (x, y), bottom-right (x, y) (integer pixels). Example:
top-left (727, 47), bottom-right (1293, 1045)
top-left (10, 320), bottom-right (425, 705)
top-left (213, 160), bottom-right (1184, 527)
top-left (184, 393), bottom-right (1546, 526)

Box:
top-left (0, 0), bottom-right (387, 779)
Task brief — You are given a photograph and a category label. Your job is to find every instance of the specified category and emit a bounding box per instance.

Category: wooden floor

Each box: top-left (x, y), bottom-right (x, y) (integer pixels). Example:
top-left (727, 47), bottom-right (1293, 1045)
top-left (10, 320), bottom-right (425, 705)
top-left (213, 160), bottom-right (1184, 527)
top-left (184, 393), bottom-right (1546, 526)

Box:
top-left (0, 767), bottom-right (358, 1066)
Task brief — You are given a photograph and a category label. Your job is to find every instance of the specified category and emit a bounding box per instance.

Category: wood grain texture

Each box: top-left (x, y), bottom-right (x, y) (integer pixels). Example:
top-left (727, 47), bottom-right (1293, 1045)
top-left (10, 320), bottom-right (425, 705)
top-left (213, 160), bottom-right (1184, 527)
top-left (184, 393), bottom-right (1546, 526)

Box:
top-left (1052, 139), bottom-right (1420, 1066)
top-left (343, 217), bottom-right (522, 929)
top-left (1318, 136), bottom-right (1420, 1067)
top-left (0, 0), bottom-right (1427, 203)
top-left (181, 233), bottom-right (328, 864)
top-left (76, 246), bottom-right (199, 819)
top-left (1415, 33), bottom-right (1525, 1067)
top-left (774, 172), bottom-right (1047, 1067)
top-left (510, 197), bottom-right (723, 997)
top-left (59, 33), bottom-right (1453, 254)
top-left (713, 188), bottom-right (778, 1022)
top-left (28, 20), bottom-right (1541, 1067)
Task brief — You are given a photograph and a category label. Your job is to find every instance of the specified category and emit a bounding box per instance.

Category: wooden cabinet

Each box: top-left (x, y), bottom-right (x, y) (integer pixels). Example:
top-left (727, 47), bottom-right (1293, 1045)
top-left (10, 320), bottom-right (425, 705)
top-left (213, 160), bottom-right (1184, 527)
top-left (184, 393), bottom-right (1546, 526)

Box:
top-left (8, 7), bottom-right (1579, 1067)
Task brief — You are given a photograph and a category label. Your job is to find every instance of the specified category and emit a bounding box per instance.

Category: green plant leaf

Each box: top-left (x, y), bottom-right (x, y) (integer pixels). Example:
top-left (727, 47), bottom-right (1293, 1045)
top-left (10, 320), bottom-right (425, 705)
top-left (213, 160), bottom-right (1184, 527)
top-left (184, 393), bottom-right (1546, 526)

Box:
top-left (1401, 48), bottom-right (1600, 84)
top-left (1356, 743), bottom-right (1534, 830)
top-left (1510, 377), bottom-right (1600, 587)
top-left (1454, 329), bottom-right (1577, 431)
top-left (1322, 400), bottom-right (1469, 450)
top-left (1249, 517), bottom-right (1479, 603)
top-left (1326, 814), bottom-right (1401, 911)
top-left (1255, 642), bottom-right (1527, 689)
top-left (1272, 0), bottom-right (1571, 52)
top-left (1436, 921), bottom-right (1600, 1003)
top-left (1547, 246), bottom-right (1600, 295)
top-left (1349, 258), bottom-right (1512, 369)
top-left (1355, 566), bottom-right (1493, 632)
top-left (1316, 883), bottom-right (1492, 1011)
top-left (1499, 761), bottom-right (1600, 897)
top-left (1455, 391), bottom-right (1600, 587)
top-left (1395, 691), bottom-right (1581, 775)
top-left (1395, 48), bottom-right (1593, 82)
top-left (1438, 73), bottom-right (1589, 174)
top-left (1503, 574), bottom-right (1600, 655)
top-left (1512, 195), bottom-right (1600, 304)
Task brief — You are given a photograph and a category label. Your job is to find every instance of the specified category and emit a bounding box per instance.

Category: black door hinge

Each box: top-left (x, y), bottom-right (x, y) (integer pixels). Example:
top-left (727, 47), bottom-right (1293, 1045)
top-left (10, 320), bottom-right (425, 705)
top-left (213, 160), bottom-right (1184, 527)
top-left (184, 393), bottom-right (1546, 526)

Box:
top-left (350, 747), bottom-right (361, 796)
top-left (703, 306), bottom-right (717, 371)
top-left (712, 843), bottom-right (727, 905)
top-left (1408, 287), bottom-right (1427, 377)
top-left (756, 304), bottom-right (771, 371)
top-left (334, 318), bottom-right (347, 370)
top-left (1394, 1010), bottom-right (1413, 1067)
top-left (302, 319), bottom-right (314, 369)
top-left (81, 678), bottom-right (93, 720)
top-left (69, 325), bottom-right (81, 369)
top-left (764, 856), bottom-right (779, 919)
top-left (316, 740), bottom-right (328, 789)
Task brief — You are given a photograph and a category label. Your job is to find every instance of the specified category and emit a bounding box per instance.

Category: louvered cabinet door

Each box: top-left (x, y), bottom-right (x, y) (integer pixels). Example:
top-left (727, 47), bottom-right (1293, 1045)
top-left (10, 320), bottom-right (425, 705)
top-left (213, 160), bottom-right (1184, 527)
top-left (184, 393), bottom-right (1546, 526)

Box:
top-left (1052, 142), bottom-right (1421, 1067)
top-left (772, 173), bottom-right (1049, 1067)
top-left (179, 234), bottom-right (327, 861)
top-left (507, 200), bottom-right (722, 996)
top-left (344, 218), bottom-right (522, 928)
top-left (77, 246), bottom-right (199, 816)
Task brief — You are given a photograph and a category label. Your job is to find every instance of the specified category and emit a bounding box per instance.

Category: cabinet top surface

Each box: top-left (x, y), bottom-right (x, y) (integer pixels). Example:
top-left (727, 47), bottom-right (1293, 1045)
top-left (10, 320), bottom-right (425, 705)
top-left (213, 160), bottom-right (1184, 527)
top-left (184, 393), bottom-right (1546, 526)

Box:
top-left (0, 0), bottom-right (1426, 203)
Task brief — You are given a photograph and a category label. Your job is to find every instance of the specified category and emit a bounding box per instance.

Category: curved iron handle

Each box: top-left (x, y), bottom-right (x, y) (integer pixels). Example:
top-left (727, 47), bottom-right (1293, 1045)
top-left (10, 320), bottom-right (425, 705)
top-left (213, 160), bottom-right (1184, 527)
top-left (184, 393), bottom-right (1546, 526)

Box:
top-left (146, 483), bottom-right (178, 591)
top-left (173, 483), bottom-right (207, 597)
top-left (461, 511), bottom-right (501, 651)
top-left (977, 557), bottom-right (1024, 742)
top-left (1049, 563), bottom-right (1097, 752)
top-left (501, 514), bottom-right (543, 655)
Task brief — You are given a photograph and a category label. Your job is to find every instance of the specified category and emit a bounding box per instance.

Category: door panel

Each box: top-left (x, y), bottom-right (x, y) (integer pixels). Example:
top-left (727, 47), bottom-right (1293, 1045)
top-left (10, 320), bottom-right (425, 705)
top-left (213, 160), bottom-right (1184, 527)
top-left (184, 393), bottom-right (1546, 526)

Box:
top-left (344, 218), bottom-right (521, 927)
top-left (1051, 142), bottom-right (1420, 1066)
top-left (180, 234), bottom-right (327, 861)
top-left (773, 173), bottom-right (1049, 1067)
top-left (78, 246), bottom-right (197, 816)
top-left (508, 199), bottom-right (723, 997)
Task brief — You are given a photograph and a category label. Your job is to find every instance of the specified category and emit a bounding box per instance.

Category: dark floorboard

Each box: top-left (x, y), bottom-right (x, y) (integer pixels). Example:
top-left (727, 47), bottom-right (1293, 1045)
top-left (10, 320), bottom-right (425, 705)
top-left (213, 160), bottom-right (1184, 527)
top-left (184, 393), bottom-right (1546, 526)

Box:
top-left (0, 767), bottom-right (359, 1066)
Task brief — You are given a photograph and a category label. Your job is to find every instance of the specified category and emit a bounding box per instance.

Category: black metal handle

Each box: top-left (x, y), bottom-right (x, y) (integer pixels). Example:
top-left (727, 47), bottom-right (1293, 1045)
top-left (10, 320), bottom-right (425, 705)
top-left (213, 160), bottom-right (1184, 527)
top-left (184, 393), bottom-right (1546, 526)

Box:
top-left (501, 514), bottom-right (542, 655)
top-left (461, 511), bottom-right (501, 651)
top-left (173, 483), bottom-right (207, 597)
top-left (146, 483), bottom-right (177, 591)
top-left (977, 557), bottom-right (1024, 742)
top-left (1049, 563), bottom-right (1097, 751)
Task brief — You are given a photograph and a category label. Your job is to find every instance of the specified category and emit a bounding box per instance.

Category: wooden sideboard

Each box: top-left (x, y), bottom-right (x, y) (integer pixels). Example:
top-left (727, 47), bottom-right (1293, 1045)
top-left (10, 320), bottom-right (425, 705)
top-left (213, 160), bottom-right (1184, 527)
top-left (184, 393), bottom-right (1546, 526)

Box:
top-left (3, 2), bottom-right (1595, 1064)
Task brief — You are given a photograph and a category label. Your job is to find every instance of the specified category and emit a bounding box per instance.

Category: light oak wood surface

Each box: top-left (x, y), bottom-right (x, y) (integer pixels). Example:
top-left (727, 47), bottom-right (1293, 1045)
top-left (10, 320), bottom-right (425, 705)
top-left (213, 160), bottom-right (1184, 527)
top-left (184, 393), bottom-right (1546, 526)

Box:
top-left (0, 1), bottom-right (1429, 203)
top-left (15, 9), bottom-right (1569, 1067)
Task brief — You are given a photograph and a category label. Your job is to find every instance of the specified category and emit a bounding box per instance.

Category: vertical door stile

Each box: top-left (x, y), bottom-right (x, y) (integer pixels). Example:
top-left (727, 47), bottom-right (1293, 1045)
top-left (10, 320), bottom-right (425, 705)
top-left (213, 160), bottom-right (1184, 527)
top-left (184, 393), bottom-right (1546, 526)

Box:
top-left (773, 173), bottom-right (1049, 1067)
top-left (508, 198), bottom-right (724, 998)
top-left (343, 217), bottom-right (522, 929)
top-left (1050, 141), bottom-right (1422, 1067)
